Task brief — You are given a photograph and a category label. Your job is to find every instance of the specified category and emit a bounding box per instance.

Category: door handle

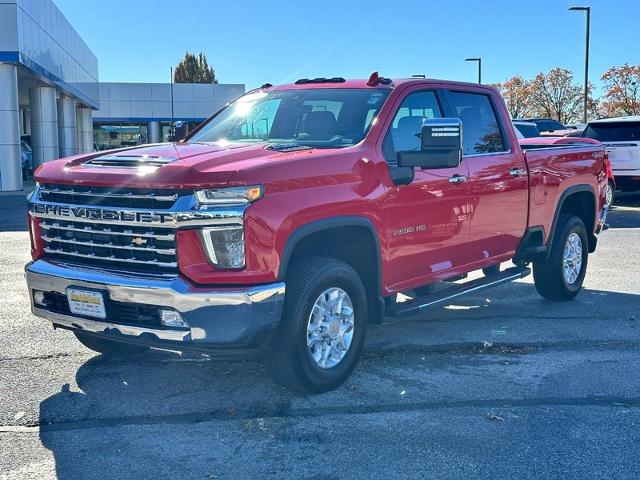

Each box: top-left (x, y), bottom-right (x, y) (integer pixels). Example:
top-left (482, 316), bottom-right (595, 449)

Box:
top-left (510, 168), bottom-right (527, 177)
top-left (448, 174), bottom-right (468, 184)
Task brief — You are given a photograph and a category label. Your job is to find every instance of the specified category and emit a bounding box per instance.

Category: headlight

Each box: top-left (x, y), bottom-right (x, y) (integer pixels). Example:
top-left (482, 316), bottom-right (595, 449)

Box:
top-left (195, 185), bottom-right (263, 207)
top-left (199, 225), bottom-right (245, 269)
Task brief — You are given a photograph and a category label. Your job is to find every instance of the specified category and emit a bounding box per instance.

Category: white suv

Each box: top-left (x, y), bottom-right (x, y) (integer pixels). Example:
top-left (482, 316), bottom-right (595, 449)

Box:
top-left (583, 116), bottom-right (640, 191)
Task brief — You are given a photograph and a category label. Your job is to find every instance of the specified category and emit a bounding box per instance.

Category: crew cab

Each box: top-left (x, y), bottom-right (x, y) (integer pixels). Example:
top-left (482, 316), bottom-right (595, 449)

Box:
top-left (25, 75), bottom-right (608, 393)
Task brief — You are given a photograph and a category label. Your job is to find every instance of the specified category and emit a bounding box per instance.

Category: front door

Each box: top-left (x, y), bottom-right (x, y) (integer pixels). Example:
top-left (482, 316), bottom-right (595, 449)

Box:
top-left (381, 89), bottom-right (475, 291)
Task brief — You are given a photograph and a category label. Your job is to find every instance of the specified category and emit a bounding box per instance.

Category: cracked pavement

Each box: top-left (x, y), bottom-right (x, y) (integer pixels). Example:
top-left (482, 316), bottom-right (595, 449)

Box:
top-left (1, 194), bottom-right (639, 479)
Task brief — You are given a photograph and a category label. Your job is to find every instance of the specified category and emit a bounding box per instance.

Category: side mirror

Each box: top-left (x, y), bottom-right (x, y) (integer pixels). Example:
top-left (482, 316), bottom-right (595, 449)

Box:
top-left (398, 118), bottom-right (463, 169)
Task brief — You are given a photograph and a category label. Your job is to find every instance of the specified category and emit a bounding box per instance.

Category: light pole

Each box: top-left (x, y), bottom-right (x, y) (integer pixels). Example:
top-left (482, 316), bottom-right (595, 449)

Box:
top-left (465, 57), bottom-right (482, 84)
top-left (569, 6), bottom-right (591, 123)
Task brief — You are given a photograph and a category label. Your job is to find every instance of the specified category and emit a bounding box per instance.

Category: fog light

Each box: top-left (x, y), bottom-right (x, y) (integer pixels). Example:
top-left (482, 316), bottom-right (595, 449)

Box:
top-left (33, 291), bottom-right (46, 306)
top-left (159, 310), bottom-right (189, 328)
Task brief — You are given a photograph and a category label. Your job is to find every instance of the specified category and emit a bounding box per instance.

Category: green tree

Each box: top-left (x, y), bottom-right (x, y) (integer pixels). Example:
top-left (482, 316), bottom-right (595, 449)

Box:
top-left (174, 52), bottom-right (217, 84)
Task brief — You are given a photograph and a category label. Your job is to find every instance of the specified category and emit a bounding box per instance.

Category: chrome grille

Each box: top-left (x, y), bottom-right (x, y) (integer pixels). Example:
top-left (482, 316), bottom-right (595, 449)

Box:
top-left (38, 184), bottom-right (190, 209)
top-left (39, 219), bottom-right (178, 272)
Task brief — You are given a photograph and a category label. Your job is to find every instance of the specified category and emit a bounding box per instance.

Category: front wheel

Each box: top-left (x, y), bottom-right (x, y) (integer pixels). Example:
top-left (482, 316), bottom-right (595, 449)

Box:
top-left (268, 257), bottom-right (367, 393)
top-left (533, 215), bottom-right (588, 301)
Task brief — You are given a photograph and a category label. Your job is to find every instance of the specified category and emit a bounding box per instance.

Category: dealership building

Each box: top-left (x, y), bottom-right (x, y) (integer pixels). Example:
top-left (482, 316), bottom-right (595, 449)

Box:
top-left (0, 0), bottom-right (244, 191)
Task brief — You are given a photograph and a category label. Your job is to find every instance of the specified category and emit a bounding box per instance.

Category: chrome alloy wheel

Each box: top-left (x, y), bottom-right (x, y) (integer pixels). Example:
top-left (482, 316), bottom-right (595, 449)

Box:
top-left (562, 232), bottom-right (583, 285)
top-left (605, 182), bottom-right (614, 209)
top-left (306, 287), bottom-right (355, 369)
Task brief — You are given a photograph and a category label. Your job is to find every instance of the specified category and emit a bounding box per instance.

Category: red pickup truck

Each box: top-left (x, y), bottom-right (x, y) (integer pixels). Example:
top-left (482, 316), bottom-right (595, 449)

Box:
top-left (26, 75), bottom-right (608, 393)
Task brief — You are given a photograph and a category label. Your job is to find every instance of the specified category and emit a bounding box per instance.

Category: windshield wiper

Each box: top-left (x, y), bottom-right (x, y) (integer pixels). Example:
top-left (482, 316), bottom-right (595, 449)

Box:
top-left (264, 143), bottom-right (313, 152)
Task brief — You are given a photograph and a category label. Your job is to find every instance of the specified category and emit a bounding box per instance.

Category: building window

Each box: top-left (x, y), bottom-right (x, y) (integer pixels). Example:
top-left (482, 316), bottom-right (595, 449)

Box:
top-left (93, 123), bottom-right (148, 150)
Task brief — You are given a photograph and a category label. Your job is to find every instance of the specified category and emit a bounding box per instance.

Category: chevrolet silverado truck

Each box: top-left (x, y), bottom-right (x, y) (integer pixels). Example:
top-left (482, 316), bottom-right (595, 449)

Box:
top-left (25, 74), bottom-right (608, 393)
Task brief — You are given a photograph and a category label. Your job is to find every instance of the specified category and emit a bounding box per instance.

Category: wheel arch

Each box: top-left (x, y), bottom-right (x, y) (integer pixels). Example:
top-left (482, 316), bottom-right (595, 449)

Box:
top-left (278, 216), bottom-right (384, 323)
top-left (548, 184), bottom-right (598, 254)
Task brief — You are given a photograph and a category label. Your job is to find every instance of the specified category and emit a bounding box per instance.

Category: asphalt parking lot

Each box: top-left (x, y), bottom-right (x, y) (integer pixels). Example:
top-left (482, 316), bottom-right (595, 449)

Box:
top-left (1, 193), bottom-right (639, 479)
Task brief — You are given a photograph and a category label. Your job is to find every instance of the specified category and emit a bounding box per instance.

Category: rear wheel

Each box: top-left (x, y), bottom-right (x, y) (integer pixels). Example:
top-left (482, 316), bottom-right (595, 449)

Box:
top-left (74, 332), bottom-right (148, 356)
top-left (605, 180), bottom-right (615, 209)
top-left (533, 215), bottom-right (588, 301)
top-left (268, 257), bottom-right (367, 393)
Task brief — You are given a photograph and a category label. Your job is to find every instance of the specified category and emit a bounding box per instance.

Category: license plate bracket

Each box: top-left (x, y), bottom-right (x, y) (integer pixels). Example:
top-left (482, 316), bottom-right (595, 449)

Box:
top-left (66, 288), bottom-right (107, 319)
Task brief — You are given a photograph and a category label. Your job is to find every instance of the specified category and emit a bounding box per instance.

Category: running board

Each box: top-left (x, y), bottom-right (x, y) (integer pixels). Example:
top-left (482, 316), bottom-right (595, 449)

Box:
top-left (386, 266), bottom-right (531, 318)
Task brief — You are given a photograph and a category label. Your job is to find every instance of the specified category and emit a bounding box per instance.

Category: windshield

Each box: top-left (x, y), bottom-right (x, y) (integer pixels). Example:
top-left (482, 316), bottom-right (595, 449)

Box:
top-left (189, 88), bottom-right (390, 148)
top-left (583, 122), bottom-right (640, 142)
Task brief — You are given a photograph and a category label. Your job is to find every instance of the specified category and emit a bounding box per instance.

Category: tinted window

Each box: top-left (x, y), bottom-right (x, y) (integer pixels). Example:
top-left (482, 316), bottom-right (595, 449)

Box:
top-left (514, 123), bottom-right (539, 138)
top-left (449, 92), bottom-right (506, 154)
top-left (189, 88), bottom-right (389, 148)
top-left (583, 122), bottom-right (640, 142)
top-left (387, 91), bottom-right (442, 154)
top-left (535, 119), bottom-right (565, 132)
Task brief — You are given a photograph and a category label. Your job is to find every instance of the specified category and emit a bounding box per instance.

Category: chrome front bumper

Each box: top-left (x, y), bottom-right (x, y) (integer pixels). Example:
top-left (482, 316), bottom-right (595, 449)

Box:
top-left (25, 260), bottom-right (285, 354)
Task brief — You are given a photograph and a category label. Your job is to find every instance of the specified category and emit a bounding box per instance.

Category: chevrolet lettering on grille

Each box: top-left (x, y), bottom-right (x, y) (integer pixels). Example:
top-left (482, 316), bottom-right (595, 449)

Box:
top-left (30, 203), bottom-right (175, 224)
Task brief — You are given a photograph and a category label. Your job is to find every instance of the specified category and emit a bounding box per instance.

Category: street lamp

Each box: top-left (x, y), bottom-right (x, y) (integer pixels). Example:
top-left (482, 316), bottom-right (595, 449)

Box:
top-left (465, 58), bottom-right (482, 84)
top-left (569, 6), bottom-right (591, 123)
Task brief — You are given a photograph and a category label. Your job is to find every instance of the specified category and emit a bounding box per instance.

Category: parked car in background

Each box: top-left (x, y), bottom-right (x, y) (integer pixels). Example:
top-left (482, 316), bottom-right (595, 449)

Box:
top-left (566, 123), bottom-right (587, 132)
top-left (513, 121), bottom-right (540, 138)
top-left (517, 118), bottom-right (567, 134)
top-left (582, 116), bottom-right (640, 192)
top-left (21, 139), bottom-right (33, 179)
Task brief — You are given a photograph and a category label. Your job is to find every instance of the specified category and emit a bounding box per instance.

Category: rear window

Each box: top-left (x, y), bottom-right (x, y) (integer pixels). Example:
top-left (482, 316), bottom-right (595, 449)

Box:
top-left (583, 122), bottom-right (640, 142)
top-left (448, 91), bottom-right (506, 154)
top-left (515, 123), bottom-right (539, 138)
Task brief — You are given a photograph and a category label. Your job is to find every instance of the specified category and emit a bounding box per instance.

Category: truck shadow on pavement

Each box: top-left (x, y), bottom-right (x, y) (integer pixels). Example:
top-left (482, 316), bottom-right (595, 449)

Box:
top-left (36, 280), bottom-right (640, 479)
top-left (608, 192), bottom-right (640, 228)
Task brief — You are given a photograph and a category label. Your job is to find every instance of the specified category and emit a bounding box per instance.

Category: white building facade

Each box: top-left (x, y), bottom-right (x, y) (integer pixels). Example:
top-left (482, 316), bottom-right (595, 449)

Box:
top-left (93, 82), bottom-right (244, 150)
top-left (0, 0), bottom-right (98, 191)
top-left (0, 0), bottom-right (245, 191)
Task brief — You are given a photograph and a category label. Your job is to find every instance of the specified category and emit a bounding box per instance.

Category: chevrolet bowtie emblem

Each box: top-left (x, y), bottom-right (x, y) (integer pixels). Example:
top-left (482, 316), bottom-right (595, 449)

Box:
top-left (131, 237), bottom-right (148, 246)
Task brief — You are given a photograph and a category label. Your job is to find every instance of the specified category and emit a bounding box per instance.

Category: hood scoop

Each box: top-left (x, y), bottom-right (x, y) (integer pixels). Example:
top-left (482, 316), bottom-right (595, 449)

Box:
top-left (84, 153), bottom-right (178, 168)
top-left (264, 142), bottom-right (312, 152)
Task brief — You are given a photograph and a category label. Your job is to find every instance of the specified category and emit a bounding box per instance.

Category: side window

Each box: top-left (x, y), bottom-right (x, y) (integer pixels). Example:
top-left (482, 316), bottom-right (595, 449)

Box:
top-left (383, 91), bottom-right (442, 162)
top-left (448, 92), bottom-right (506, 155)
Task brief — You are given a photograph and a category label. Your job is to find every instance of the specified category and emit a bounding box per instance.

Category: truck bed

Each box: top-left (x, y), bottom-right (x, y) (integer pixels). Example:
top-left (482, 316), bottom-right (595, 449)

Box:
top-left (523, 144), bottom-right (606, 243)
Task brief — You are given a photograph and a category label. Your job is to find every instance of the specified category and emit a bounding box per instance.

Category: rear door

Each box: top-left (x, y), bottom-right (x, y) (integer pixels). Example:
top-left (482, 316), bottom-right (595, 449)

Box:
top-left (380, 88), bottom-right (474, 290)
top-left (443, 90), bottom-right (528, 263)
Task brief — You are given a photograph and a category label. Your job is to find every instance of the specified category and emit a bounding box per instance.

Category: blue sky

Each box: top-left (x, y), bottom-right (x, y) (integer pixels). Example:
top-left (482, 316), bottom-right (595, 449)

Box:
top-left (53, 0), bottom-right (639, 94)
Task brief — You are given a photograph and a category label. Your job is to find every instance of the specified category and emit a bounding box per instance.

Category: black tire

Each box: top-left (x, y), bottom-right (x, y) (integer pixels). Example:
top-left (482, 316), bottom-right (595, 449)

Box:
top-left (74, 332), bottom-right (148, 356)
top-left (268, 257), bottom-right (367, 394)
top-left (533, 215), bottom-right (588, 301)
top-left (482, 264), bottom-right (501, 277)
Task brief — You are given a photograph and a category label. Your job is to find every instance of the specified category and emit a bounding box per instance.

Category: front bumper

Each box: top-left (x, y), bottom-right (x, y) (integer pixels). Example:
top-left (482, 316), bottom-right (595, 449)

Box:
top-left (25, 259), bottom-right (285, 357)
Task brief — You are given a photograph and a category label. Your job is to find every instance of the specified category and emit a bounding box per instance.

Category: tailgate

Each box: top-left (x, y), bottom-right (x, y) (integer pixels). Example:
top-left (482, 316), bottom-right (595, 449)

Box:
top-left (602, 142), bottom-right (640, 172)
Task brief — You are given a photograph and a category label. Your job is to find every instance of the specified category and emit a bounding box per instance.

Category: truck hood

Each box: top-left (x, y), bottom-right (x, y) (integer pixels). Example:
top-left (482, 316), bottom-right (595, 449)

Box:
top-left (35, 142), bottom-right (316, 189)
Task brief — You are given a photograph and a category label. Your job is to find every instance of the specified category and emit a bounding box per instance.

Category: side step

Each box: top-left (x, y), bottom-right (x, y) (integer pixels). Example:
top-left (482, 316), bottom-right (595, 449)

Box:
top-left (386, 266), bottom-right (531, 318)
